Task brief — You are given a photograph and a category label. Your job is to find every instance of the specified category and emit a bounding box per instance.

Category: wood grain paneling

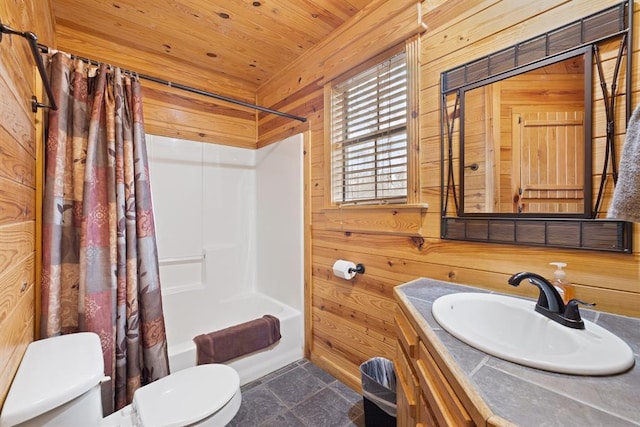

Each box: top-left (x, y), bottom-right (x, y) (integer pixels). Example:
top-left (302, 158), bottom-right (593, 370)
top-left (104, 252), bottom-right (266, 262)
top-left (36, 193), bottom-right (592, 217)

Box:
top-left (0, 178), bottom-right (35, 226)
top-left (141, 82), bottom-right (256, 148)
top-left (257, 0), bottom-right (640, 392)
top-left (54, 24), bottom-right (260, 148)
top-left (52, 0), bottom-right (371, 93)
top-left (0, 0), bottom-right (54, 409)
top-left (0, 222), bottom-right (35, 275)
top-left (0, 288), bottom-right (34, 406)
top-left (49, 0), bottom-right (384, 149)
top-left (258, 0), bottom-right (429, 107)
top-left (0, 256), bottom-right (34, 327)
top-left (0, 126), bottom-right (35, 187)
top-left (0, 68), bottom-right (35, 154)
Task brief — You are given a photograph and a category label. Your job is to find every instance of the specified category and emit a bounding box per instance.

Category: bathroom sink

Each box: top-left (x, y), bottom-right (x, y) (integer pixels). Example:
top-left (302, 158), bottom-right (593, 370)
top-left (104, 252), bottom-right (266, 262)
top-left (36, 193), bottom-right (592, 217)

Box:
top-left (431, 292), bottom-right (635, 375)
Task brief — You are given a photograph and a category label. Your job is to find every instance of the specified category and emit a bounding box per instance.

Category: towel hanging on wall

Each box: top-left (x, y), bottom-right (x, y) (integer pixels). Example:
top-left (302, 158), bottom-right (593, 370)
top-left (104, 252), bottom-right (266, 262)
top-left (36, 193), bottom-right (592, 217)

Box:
top-left (607, 104), bottom-right (640, 223)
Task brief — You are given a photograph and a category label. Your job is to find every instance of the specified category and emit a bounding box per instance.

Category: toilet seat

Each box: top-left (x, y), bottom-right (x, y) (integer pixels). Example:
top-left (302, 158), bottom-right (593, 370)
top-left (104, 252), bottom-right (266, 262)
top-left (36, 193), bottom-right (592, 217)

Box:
top-left (133, 364), bottom-right (240, 427)
top-left (0, 333), bottom-right (241, 427)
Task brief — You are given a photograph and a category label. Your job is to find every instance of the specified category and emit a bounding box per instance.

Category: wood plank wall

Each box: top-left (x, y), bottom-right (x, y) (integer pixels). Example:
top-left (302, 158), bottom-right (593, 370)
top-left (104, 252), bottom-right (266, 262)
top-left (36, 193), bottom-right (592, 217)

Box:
top-left (53, 24), bottom-right (258, 148)
top-left (0, 0), bottom-right (56, 409)
top-left (257, 0), bottom-right (640, 392)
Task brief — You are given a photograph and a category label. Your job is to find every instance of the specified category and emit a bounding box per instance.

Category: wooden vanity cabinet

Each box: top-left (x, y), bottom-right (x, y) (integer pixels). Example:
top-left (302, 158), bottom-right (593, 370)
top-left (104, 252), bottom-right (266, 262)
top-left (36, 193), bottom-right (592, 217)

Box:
top-left (395, 305), bottom-right (475, 426)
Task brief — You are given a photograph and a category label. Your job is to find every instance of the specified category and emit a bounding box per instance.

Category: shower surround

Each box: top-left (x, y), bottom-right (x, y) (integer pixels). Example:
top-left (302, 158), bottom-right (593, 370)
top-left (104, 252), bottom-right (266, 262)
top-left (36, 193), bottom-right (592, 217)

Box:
top-left (147, 134), bottom-right (304, 384)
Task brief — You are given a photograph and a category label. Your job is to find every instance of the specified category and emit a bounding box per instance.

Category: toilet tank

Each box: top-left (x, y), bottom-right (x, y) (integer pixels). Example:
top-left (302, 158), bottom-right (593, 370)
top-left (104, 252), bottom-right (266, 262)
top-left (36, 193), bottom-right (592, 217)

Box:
top-left (0, 333), bottom-right (106, 427)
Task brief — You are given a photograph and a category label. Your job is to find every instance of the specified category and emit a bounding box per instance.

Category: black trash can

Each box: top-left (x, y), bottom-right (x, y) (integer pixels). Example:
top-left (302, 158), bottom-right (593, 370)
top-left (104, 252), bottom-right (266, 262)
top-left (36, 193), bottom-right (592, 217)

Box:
top-left (359, 357), bottom-right (397, 427)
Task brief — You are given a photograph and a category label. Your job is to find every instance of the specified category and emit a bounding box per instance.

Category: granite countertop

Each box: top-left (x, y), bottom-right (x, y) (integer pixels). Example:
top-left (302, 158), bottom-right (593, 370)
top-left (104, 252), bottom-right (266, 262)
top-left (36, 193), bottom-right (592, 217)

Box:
top-left (396, 278), bottom-right (640, 427)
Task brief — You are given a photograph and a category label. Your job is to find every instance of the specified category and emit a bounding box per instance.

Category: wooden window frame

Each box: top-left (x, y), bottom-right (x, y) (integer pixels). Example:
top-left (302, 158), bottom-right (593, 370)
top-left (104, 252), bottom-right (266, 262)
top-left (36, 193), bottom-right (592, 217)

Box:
top-left (322, 38), bottom-right (427, 236)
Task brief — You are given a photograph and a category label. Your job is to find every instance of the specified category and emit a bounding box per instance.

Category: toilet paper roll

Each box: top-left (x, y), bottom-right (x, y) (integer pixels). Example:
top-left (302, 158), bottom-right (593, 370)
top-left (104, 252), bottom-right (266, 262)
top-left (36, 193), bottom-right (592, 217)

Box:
top-left (333, 259), bottom-right (357, 280)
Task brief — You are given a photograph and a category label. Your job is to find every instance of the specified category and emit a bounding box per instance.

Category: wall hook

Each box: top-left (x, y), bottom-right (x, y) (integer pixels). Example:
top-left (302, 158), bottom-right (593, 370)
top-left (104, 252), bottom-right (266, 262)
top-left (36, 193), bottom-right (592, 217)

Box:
top-left (31, 96), bottom-right (49, 113)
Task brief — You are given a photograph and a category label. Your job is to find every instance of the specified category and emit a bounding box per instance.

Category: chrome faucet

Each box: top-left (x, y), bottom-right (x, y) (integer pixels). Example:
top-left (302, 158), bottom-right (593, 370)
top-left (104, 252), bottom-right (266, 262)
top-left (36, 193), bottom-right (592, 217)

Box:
top-left (508, 272), bottom-right (594, 329)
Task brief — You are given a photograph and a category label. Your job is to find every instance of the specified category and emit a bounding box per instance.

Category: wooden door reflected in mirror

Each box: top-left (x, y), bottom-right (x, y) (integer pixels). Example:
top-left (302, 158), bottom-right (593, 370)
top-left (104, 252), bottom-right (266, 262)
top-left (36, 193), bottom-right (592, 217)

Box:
top-left (513, 109), bottom-right (584, 214)
top-left (461, 54), bottom-right (590, 216)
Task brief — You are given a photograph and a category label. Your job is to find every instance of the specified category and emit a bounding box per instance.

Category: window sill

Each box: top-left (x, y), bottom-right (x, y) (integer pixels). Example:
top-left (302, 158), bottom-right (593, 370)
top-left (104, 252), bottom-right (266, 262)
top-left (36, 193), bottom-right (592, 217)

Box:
top-left (322, 204), bottom-right (429, 236)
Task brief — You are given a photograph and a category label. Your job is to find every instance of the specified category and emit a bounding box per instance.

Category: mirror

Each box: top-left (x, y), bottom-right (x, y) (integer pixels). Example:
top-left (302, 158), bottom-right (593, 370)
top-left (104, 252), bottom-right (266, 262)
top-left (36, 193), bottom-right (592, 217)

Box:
top-left (439, 1), bottom-right (633, 252)
top-left (459, 48), bottom-right (592, 217)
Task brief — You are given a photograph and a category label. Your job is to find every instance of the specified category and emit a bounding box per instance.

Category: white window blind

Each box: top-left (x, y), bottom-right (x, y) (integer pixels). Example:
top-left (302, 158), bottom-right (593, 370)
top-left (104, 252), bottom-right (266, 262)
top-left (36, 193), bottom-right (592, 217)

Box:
top-left (331, 51), bottom-right (408, 205)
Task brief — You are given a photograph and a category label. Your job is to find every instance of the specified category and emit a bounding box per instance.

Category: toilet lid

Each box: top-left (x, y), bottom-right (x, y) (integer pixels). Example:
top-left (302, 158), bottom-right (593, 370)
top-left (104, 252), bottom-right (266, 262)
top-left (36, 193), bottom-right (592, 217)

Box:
top-left (133, 364), bottom-right (240, 427)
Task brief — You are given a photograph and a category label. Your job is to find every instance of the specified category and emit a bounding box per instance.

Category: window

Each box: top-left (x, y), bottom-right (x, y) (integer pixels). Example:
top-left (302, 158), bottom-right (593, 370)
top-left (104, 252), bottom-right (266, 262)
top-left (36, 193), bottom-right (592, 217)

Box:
top-left (329, 43), bottom-right (417, 206)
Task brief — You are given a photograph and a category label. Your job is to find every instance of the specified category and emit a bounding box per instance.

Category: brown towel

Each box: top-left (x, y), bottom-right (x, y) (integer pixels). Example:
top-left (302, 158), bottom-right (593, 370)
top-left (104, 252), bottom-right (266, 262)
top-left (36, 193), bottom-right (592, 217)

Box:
top-left (194, 315), bottom-right (281, 364)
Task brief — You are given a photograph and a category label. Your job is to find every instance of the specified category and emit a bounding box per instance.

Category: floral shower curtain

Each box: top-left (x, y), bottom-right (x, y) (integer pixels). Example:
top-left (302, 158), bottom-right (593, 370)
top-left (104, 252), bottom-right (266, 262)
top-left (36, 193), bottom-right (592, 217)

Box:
top-left (41, 53), bottom-right (169, 411)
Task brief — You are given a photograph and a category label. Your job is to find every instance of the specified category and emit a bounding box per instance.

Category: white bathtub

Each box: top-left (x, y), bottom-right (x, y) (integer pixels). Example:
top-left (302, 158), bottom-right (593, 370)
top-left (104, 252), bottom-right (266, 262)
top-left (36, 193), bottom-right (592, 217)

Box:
top-left (163, 290), bottom-right (304, 385)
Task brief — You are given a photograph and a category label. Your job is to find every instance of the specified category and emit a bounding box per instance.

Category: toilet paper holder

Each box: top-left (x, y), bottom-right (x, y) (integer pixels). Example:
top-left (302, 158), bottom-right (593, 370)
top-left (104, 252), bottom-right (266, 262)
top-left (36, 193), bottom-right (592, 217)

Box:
top-left (349, 263), bottom-right (365, 275)
top-left (332, 259), bottom-right (365, 280)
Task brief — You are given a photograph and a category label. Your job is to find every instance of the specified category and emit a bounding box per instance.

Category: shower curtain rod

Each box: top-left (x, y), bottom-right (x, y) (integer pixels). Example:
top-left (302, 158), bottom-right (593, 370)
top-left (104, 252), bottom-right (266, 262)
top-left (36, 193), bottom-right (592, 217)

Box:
top-left (137, 72), bottom-right (307, 123)
top-left (0, 20), bottom-right (58, 112)
top-left (37, 44), bottom-right (307, 123)
top-left (0, 19), bottom-right (305, 122)
top-left (0, 18), bottom-right (304, 121)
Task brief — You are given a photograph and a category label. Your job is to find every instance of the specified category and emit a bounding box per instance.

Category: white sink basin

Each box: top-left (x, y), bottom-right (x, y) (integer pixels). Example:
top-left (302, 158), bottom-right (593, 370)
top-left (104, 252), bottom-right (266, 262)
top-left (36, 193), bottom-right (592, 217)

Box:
top-left (431, 292), bottom-right (635, 375)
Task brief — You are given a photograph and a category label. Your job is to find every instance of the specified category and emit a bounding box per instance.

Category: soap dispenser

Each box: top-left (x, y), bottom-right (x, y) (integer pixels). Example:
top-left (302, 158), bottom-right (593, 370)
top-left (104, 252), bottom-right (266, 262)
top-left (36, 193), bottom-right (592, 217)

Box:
top-left (549, 262), bottom-right (574, 304)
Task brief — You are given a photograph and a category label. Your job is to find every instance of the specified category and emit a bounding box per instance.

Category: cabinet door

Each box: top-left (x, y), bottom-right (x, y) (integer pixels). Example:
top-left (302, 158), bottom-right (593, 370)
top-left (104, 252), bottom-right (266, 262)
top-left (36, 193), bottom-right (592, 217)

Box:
top-left (397, 365), bottom-right (417, 427)
top-left (396, 309), bottom-right (419, 358)
top-left (417, 342), bottom-right (474, 426)
top-left (396, 338), bottom-right (419, 401)
top-left (418, 393), bottom-right (438, 427)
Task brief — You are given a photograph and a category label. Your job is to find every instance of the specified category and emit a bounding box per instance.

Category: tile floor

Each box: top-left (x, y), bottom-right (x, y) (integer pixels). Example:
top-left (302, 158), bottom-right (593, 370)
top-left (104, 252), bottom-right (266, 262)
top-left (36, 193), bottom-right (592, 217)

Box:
top-left (228, 359), bottom-right (365, 427)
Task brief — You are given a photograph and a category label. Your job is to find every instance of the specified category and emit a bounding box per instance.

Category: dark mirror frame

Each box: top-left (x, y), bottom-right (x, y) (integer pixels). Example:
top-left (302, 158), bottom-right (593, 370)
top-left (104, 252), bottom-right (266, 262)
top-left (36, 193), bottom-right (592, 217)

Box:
top-left (440, 1), bottom-right (633, 253)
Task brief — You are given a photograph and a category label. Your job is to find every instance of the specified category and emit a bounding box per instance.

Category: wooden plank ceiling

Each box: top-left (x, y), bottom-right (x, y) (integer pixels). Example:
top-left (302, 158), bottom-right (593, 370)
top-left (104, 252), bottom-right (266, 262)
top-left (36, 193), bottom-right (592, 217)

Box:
top-left (51, 0), bottom-right (373, 102)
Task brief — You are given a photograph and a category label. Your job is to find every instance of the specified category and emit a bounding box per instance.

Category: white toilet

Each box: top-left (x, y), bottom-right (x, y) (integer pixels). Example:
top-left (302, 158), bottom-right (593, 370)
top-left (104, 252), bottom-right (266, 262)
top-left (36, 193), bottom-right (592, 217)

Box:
top-left (0, 333), bottom-right (241, 427)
